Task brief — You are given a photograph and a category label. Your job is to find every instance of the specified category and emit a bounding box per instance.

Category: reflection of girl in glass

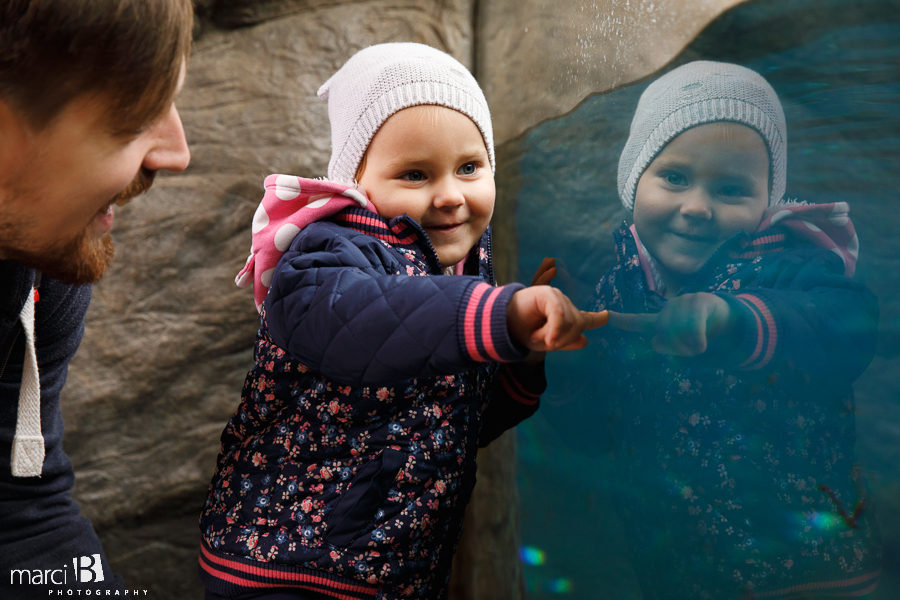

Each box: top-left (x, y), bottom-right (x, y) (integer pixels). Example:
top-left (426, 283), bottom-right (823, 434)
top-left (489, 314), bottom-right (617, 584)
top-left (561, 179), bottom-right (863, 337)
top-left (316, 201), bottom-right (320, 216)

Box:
top-left (593, 61), bottom-right (881, 599)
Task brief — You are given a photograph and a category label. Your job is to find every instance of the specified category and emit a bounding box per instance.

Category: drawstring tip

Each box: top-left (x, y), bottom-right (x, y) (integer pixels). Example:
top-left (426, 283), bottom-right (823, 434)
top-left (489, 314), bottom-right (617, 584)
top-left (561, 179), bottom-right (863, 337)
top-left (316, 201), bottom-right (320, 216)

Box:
top-left (11, 436), bottom-right (45, 478)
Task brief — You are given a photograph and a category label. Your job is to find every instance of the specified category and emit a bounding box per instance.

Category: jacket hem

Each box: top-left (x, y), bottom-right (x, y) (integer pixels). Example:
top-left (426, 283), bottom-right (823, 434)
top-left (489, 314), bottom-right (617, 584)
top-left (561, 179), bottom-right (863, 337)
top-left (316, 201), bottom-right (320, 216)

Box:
top-left (198, 540), bottom-right (380, 600)
top-left (750, 567), bottom-right (880, 598)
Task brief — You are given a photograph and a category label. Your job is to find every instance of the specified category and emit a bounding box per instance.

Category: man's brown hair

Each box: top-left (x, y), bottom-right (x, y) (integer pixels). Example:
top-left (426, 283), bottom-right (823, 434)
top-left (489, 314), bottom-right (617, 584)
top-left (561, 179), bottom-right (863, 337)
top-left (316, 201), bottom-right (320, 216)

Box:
top-left (0, 0), bottom-right (193, 135)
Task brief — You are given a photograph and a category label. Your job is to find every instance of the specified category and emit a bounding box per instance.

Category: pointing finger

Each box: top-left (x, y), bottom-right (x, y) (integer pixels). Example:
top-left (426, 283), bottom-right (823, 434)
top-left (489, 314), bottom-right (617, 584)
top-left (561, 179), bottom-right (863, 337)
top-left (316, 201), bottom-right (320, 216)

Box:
top-left (532, 266), bottom-right (557, 286)
top-left (556, 334), bottom-right (589, 351)
top-left (605, 310), bottom-right (658, 335)
top-left (580, 310), bottom-right (610, 330)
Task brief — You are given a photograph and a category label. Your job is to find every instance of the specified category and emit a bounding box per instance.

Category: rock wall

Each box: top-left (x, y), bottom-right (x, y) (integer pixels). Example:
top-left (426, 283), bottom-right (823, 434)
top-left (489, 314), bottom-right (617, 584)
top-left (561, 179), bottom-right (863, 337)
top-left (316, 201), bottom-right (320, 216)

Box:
top-left (478, 0), bottom-right (746, 143)
top-left (61, 1), bottom-right (742, 598)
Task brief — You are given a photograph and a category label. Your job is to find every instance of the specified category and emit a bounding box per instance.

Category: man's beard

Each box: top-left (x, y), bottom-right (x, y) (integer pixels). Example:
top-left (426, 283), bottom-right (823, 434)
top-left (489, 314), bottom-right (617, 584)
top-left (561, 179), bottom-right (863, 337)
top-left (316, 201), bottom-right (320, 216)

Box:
top-left (11, 229), bottom-right (116, 285)
top-left (2, 168), bottom-right (154, 285)
top-left (2, 225), bottom-right (115, 285)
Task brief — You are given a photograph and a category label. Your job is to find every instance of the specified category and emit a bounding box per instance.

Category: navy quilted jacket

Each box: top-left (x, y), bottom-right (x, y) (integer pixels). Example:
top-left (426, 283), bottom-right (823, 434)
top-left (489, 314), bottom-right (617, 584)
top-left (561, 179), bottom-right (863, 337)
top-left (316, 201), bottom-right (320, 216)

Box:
top-left (200, 206), bottom-right (544, 599)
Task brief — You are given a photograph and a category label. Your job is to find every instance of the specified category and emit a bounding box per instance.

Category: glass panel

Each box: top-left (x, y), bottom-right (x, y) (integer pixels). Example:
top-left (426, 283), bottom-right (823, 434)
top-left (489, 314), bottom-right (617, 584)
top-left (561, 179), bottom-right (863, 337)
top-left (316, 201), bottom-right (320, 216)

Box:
top-left (507, 0), bottom-right (899, 597)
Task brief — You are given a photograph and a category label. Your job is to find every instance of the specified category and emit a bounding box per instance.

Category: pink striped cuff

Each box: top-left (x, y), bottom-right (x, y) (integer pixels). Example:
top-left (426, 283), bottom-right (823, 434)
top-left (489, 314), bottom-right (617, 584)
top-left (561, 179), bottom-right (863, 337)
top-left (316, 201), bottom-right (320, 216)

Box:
top-left (459, 282), bottom-right (525, 363)
top-left (736, 293), bottom-right (777, 370)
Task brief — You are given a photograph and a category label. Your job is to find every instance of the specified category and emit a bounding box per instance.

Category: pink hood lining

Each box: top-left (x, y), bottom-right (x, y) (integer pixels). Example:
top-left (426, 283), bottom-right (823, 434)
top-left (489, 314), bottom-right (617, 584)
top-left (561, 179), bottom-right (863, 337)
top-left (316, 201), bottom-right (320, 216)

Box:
top-left (235, 175), bottom-right (373, 312)
top-left (757, 200), bottom-right (858, 277)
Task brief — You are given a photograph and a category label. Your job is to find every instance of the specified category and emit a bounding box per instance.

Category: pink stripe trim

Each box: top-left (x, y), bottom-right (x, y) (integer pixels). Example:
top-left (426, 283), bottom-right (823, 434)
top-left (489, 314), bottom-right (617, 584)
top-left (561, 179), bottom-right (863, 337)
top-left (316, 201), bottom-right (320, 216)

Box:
top-left (480, 287), bottom-right (504, 362)
top-left (337, 213), bottom-right (417, 245)
top-left (199, 560), bottom-right (325, 597)
top-left (753, 568), bottom-right (880, 598)
top-left (503, 369), bottom-right (540, 399)
top-left (198, 545), bottom-right (377, 597)
top-left (737, 295), bottom-right (764, 369)
top-left (737, 294), bottom-right (777, 368)
top-left (500, 371), bottom-right (539, 405)
top-left (464, 284), bottom-right (491, 362)
top-left (750, 233), bottom-right (786, 247)
top-left (390, 222), bottom-right (418, 245)
top-left (630, 225), bottom-right (659, 293)
top-left (851, 581), bottom-right (880, 597)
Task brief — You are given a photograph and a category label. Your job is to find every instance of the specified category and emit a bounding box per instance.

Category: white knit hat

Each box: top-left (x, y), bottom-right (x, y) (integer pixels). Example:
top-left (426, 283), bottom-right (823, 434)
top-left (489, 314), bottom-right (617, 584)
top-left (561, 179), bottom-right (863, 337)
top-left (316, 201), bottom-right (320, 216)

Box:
top-left (618, 60), bottom-right (787, 210)
top-left (318, 42), bottom-right (494, 184)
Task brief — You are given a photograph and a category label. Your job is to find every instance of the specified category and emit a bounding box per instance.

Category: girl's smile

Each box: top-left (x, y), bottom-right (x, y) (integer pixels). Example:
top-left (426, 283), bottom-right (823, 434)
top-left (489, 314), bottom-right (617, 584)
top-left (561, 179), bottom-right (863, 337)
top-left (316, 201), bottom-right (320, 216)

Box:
top-left (633, 122), bottom-right (770, 294)
top-left (356, 105), bottom-right (495, 269)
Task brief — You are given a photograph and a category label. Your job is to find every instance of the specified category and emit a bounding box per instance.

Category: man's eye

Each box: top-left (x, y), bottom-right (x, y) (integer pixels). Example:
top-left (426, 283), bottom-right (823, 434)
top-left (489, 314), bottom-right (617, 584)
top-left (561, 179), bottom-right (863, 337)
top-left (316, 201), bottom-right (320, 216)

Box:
top-left (401, 171), bottom-right (426, 182)
top-left (458, 162), bottom-right (477, 175)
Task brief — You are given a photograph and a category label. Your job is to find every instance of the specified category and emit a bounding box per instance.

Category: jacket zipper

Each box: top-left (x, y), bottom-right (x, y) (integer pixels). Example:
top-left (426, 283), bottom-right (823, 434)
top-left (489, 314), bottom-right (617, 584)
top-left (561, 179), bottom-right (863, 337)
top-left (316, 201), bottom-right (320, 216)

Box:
top-left (400, 216), bottom-right (444, 275)
top-left (399, 215), bottom-right (495, 282)
top-left (485, 228), bottom-right (496, 285)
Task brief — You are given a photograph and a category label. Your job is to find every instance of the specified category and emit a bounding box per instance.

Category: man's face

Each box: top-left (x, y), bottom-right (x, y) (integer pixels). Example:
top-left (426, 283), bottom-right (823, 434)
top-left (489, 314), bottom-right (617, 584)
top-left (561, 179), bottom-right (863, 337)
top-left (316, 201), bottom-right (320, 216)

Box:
top-left (0, 64), bottom-right (190, 284)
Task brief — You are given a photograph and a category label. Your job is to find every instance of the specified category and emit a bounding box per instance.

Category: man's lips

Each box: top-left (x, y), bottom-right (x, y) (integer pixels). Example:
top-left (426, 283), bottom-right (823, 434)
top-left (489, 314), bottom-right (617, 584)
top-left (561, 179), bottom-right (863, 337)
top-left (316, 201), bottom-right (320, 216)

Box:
top-left (89, 169), bottom-right (156, 237)
top-left (91, 202), bottom-right (115, 236)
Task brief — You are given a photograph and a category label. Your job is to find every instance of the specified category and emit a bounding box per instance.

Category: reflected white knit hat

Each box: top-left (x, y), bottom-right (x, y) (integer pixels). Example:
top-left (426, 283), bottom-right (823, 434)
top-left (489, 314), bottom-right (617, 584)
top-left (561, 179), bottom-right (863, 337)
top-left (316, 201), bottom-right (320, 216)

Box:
top-left (618, 60), bottom-right (787, 210)
top-left (318, 42), bottom-right (494, 184)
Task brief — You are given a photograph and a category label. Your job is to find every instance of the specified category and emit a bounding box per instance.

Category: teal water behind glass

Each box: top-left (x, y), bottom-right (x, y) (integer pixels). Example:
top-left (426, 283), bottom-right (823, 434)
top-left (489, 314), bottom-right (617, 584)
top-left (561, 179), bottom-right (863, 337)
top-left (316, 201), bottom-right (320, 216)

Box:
top-left (509, 0), bottom-right (900, 597)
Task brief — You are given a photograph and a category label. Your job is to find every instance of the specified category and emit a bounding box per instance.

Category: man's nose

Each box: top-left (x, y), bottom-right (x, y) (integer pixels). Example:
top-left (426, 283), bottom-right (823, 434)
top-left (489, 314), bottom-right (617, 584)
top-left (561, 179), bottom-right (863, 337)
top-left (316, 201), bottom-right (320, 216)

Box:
top-left (141, 104), bottom-right (191, 173)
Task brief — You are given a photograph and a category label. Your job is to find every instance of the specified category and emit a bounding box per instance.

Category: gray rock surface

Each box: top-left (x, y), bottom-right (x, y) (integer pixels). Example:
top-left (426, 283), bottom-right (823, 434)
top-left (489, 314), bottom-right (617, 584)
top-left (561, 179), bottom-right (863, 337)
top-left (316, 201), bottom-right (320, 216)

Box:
top-left (59, 1), bottom-right (743, 598)
top-left (478, 0), bottom-right (746, 143)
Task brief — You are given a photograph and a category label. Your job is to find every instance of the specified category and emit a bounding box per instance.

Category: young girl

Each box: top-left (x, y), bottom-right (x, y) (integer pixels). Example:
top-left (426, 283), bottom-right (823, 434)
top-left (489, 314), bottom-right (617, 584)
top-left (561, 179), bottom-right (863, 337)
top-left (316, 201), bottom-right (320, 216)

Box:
top-left (199, 42), bottom-right (605, 600)
top-left (593, 61), bottom-right (881, 598)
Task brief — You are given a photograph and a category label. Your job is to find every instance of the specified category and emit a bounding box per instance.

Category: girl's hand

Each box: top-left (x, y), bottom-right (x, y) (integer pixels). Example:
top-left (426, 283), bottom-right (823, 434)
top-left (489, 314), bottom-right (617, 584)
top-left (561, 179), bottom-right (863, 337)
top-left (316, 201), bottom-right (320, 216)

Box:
top-left (530, 256), bottom-right (558, 286)
top-left (507, 285), bottom-right (609, 353)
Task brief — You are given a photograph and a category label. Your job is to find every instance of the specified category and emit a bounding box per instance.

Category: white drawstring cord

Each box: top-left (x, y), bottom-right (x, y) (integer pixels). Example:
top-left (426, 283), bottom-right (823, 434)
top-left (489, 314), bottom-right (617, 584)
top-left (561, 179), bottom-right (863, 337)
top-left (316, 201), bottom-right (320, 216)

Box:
top-left (11, 287), bottom-right (44, 477)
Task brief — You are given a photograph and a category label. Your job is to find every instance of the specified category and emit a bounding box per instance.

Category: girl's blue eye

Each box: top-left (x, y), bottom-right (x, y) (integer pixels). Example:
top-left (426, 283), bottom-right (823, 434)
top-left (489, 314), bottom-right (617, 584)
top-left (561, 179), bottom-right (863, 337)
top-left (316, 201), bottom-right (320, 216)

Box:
top-left (458, 162), bottom-right (477, 175)
top-left (402, 171), bottom-right (426, 182)
top-left (718, 184), bottom-right (748, 198)
top-left (663, 171), bottom-right (688, 187)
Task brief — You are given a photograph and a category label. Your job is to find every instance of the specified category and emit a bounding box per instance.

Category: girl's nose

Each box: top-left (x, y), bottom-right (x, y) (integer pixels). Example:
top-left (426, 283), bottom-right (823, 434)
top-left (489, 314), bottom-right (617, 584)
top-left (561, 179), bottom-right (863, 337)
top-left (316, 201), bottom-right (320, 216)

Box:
top-left (141, 104), bottom-right (191, 173)
top-left (680, 189), bottom-right (713, 219)
top-left (432, 177), bottom-right (465, 209)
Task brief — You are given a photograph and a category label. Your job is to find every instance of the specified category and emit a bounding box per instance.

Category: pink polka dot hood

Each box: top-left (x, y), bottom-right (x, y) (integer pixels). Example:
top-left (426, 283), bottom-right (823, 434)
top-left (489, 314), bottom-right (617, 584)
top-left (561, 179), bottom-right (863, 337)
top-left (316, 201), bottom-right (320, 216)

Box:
top-left (235, 175), bottom-right (372, 311)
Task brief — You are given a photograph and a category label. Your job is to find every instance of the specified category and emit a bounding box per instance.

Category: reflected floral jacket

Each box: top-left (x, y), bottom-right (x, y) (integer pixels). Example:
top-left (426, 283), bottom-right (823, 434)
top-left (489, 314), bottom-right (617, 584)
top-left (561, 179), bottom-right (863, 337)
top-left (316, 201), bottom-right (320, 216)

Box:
top-left (592, 201), bottom-right (882, 599)
top-left (199, 177), bottom-right (544, 600)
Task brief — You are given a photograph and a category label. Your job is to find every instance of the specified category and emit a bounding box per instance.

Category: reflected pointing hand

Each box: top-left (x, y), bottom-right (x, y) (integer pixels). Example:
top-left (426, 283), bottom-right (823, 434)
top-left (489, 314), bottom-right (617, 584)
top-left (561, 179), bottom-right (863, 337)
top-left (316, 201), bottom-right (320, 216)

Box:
top-left (605, 293), bottom-right (732, 356)
top-left (581, 309), bottom-right (610, 330)
top-left (605, 310), bottom-right (658, 335)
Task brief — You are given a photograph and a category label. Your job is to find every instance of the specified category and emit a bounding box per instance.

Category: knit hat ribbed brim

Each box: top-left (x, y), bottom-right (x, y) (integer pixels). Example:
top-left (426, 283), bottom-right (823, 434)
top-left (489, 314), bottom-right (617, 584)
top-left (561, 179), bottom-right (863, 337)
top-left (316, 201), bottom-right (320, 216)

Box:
top-left (318, 42), bottom-right (494, 184)
top-left (618, 60), bottom-right (787, 210)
